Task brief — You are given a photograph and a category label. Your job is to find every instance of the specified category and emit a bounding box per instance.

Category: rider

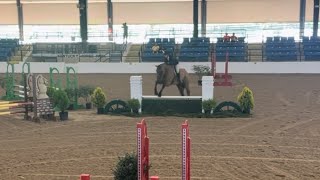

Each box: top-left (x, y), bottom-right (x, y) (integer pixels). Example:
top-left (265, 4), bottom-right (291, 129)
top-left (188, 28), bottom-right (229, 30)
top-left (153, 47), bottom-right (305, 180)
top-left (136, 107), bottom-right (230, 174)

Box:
top-left (163, 51), bottom-right (180, 82)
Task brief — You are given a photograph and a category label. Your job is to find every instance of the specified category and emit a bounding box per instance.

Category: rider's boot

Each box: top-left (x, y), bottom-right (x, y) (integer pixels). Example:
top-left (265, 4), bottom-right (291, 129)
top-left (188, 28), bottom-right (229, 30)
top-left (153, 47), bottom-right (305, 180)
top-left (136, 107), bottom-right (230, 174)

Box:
top-left (175, 66), bottom-right (181, 83)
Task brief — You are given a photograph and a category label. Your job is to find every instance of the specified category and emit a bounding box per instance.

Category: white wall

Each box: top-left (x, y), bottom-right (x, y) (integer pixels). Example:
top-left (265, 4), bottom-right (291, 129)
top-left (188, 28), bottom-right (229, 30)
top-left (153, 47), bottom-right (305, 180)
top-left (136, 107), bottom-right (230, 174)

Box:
top-left (1, 62), bottom-right (320, 74)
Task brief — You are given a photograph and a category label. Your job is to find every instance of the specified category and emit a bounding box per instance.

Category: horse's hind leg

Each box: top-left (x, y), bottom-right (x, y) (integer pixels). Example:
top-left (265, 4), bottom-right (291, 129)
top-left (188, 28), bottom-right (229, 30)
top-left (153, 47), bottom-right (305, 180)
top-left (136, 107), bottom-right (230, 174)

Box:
top-left (184, 80), bottom-right (191, 96)
top-left (177, 85), bottom-right (184, 96)
top-left (158, 84), bottom-right (166, 97)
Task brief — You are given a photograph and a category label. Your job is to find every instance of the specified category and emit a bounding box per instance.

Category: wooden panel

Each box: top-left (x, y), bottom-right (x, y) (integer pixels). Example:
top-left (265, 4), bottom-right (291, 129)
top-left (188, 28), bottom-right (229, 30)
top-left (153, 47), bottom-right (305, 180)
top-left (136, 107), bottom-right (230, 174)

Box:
top-left (0, 4), bottom-right (17, 24)
top-left (24, 3), bottom-right (78, 24)
top-left (0, 0), bottom-right (315, 24)
top-left (113, 2), bottom-right (193, 24)
top-left (207, 0), bottom-right (303, 23)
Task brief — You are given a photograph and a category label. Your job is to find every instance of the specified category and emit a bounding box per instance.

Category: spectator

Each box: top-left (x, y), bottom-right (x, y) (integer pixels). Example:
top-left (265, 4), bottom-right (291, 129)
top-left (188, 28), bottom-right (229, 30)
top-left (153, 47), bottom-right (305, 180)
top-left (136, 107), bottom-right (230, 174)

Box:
top-left (122, 22), bottom-right (128, 43)
top-left (223, 33), bottom-right (230, 42)
top-left (152, 43), bottom-right (160, 53)
top-left (231, 33), bottom-right (238, 42)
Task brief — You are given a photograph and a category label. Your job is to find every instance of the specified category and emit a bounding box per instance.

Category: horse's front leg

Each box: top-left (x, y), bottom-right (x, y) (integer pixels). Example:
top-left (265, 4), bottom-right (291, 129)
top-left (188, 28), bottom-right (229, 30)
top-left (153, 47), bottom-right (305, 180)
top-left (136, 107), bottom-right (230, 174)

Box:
top-left (154, 82), bottom-right (158, 96)
top-left (158, 84), bottom-right (166, 97)
top-left (177, 85), bottom-right (184, 96)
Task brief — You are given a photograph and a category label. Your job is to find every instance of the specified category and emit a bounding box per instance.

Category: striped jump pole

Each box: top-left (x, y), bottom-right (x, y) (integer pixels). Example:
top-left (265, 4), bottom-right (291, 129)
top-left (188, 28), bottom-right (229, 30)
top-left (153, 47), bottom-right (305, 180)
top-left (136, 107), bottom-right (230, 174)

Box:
top-left (0, 111), bottom-right (26, 116)
top-left (0, 102), bottom-right (33, 116)
top-left (137, 119), bottom-right (191, 180)
top-left (0, 102), bottom-right (33, 108)
top-left (0, 74), bottom-right (38, 122)
top-left (137, 119), bottom-right (149, 180)
top-left (0, 101), bottom-right (27, 105)
top-left (182, 120), bottom-right (191, 180)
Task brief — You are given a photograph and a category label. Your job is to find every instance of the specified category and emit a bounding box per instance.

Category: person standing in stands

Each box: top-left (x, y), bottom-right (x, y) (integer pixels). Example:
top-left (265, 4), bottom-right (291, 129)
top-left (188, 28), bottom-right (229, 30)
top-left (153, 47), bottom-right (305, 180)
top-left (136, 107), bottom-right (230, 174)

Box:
top-left (152, 43), bottom-right (160, 53)
top-left (223, 33), bottom-right (230, 42)
top-left (231, 33), bottom-right (238, 42)
top-left (122, 22), bottom-right (128, 43)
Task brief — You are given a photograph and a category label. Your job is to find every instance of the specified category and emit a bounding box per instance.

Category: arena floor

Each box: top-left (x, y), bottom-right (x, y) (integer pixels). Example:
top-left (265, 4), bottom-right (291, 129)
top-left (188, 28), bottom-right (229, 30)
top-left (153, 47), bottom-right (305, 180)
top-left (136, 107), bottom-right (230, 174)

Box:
top-left (1, 74), bottom-right (320, 180)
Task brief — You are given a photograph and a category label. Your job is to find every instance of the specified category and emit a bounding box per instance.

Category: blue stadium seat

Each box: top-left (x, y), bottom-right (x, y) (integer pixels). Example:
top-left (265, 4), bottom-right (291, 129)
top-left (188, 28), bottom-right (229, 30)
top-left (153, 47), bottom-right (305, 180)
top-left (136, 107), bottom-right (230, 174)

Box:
top-left (264, 36), bottom-right (298, 61)
top-left (179, 37), bottom-right (211, 62)
top-left (0, 39), bottom-right (18, 61)
top-left (302, 36), bottom-right (320, 61)
top-left (215, 38), bottom-right (247, 62)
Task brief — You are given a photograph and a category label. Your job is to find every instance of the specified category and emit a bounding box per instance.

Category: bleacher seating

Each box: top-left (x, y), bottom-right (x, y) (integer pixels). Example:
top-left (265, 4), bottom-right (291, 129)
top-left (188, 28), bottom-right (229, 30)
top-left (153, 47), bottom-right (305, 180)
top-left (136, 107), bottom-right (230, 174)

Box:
top-left (264, 36), bottom-right (298, 61)
top-left (179, 37), bottom-right (210, 62)
top-left (215, 37), bottom-right (247, 62)
top-left (302, 36), bottom-right (320, 61)
top-left (141, 38), bottom-right (176, 62)
top-left (0, 39), bottom-right (19, 62)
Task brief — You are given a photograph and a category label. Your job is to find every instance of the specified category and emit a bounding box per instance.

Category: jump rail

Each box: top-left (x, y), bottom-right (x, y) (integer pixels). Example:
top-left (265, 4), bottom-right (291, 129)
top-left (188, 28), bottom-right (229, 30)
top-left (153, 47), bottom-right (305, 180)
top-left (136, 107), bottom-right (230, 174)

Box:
top-left (137, 119), bottom-right (191, 180)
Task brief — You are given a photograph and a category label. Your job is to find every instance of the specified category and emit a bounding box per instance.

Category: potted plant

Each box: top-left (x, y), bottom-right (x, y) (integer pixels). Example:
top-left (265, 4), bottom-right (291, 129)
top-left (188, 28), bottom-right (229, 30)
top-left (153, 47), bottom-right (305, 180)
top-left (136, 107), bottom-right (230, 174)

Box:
top-left (53, 89), bottom-right (70, 120)
top-left (92, 87), bottom-right (106, 114)
top-left (127, 98), bottom-right (140, 114)
top-left (237, 86), bottom-right (254, 114)
top-left (79, 85), bottom-right (95, 109)
top-left (202, 99), bottom-right (216, 114)
top-left (192, 65), bottom-right (211, 86)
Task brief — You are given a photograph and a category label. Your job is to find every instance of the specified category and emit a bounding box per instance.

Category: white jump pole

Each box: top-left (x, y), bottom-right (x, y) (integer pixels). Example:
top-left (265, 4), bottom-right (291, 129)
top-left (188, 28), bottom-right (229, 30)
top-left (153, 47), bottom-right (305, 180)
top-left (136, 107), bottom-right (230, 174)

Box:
top-left (201, 76), bottom-right (214, 113)
top-left (130, 76), bottom-right (214, 113)
top-left (130, 76), bottom-right (143, 113)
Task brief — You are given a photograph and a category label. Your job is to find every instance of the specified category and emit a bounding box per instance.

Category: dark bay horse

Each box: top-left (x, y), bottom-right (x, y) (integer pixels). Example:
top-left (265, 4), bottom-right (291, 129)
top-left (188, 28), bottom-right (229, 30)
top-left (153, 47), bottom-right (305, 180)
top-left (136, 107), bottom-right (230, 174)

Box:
top-left (154, 63), bottom-right (190, 97)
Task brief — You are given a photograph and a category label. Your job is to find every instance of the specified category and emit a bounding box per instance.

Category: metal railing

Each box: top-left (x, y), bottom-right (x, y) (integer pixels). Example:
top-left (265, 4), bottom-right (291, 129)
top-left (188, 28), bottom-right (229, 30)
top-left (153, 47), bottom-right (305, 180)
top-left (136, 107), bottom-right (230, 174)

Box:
top-left (1, 22), bottom-right (319, 44)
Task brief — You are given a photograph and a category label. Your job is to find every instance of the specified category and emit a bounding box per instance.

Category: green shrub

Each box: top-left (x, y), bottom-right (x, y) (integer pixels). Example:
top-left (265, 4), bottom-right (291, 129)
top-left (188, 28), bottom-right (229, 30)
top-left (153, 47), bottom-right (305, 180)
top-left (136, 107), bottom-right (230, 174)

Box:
top-left (113, 152), bottom-right (138, 180)
top-left (0, 78), bottom-right (5, 88)
top-left (92, 87), bottom-right (106, 108)
top-left (53, 89), bottom-right (70, 112)
top-left (127, 99), bottom-right (140, 112)
top-left (65, 88), bottom-right (79, 102)
top-left (237, 86), bottom-right (254, 114)
top-left (192, 65), bottom-right (211, 79)
top-left (202, 99), bottom-right (217, 111)
top-left (79, 85), bottom-right (95, 103)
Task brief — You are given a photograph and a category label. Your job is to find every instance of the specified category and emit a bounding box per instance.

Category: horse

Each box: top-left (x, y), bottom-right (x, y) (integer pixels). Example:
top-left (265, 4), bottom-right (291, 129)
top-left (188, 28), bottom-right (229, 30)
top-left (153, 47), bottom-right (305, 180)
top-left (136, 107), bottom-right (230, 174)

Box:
top-left (154, 63), bottom-right (190, 97)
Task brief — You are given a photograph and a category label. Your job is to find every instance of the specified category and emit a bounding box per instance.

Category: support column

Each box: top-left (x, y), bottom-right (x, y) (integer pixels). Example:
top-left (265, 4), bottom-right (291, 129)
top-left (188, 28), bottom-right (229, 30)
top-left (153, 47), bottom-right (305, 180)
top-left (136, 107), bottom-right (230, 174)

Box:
top-left (313, 0), bottom-right (319, 37)
top-left (201, 0), bottom-right (207, 37)
top-left (130, 76), bottom-right (142, 113)
top-left (16, 0), bottom-right (24, 41)
top-left (300, 0), bottom-right (306, 39)
top-left (78, 0), bottom-right (88, 50)
top-left (107, 0), bottom-right (113, 41)
top-left (193, 0), bottom-right (199, 38)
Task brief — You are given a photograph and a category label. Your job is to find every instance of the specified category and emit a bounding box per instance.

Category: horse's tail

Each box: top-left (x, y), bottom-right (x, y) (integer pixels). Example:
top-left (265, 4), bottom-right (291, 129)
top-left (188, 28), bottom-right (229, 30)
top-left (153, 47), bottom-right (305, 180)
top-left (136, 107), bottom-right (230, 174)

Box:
top-left (179, 69), bottom-right (190, 96)
top-left (184, 74), bottom-right (191, 96)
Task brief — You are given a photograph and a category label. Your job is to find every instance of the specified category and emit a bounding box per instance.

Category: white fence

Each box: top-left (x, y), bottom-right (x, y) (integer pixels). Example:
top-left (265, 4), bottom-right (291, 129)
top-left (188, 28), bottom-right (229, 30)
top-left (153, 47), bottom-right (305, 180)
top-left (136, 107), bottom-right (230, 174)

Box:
top-left (1, 62), bottom-right (320, 74)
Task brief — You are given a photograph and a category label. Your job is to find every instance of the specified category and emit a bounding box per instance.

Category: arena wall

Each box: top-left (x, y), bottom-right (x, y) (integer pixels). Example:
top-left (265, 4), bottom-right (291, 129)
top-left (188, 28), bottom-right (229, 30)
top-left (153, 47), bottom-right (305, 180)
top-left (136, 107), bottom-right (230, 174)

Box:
top-left (0, 0), bottom-right (314, 25)
top-left (0, 62), bottom-right (319, 74)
